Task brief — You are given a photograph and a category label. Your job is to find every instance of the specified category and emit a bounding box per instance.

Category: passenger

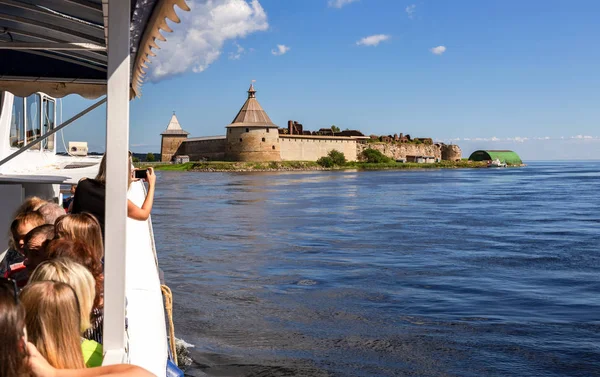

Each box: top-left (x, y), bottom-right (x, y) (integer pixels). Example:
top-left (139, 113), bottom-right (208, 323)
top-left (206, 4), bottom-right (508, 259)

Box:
top-left (38, 202), bottom-right (67, 225)
top-left (45, 239), bottom-right (104, 344)
top-left (20, 281), bottom-right (86, 369)
top-left (54, 213), bottom-right (104, 261)
top-left (0, 276), bottom-right (27, 377)
top-left (10, 211), bottom-right (45, 256)
top-left (2, 211), bottom-right (45, 278)
top-left (71, 153), bottom-right (157, 236)
top-left (62, 184), bottom-right (77, 212)
top-left (0, 278), bottom-right (152, 377)
top-left (5, 224), bottom-right (57, 288)
top-left (23, 225), bottom-right (56, 273)
top-left (28, 260), bottom-right (103, 367)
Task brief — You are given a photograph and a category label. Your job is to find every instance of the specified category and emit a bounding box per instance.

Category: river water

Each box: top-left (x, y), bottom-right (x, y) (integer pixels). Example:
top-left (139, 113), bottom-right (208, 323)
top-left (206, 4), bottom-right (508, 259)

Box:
top-left (152, 161), bottom-right (600, 377)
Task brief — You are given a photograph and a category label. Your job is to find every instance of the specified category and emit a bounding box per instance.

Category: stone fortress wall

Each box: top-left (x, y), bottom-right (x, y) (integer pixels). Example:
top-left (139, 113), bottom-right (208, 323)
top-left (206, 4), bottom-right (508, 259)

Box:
top-left (180, 137), bottom-right (226, 161)
top-left (279, 136), bottom-right (358, 161)
top-left (356, 143), bottom-right (462, 161)
top-left (175, 136), bottom-right (460, 163)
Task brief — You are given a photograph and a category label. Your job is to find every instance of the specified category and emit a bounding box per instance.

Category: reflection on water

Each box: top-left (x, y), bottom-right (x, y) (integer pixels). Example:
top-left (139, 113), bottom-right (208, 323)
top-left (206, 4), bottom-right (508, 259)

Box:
top-left (153, 162), bottom-right (600, 377)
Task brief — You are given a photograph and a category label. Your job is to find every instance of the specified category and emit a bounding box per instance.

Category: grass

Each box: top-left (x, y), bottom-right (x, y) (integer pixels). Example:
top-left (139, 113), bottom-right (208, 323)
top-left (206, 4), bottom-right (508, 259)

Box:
top-left (151, 160), bottom-right (490, 172)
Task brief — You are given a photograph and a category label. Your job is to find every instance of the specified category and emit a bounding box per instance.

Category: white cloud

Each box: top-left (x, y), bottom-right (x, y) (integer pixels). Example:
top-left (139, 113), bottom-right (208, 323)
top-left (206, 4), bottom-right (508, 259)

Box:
top-left (572, 135), bottom-right (594, 139)
top-left (149, 0), bottom-right (269, 81)
top-left (430, 45), bottom-right (447, 55)
top-left (328, 0), bottom-right (359, 9)
top-left (229, 42), bottom-right (245, 60)
top-left (271, 44), bottom-right (290, 56)
top-left (405, 4), bottom-right (416, 19)
top-left (356, 34), bottom-right (390, 47)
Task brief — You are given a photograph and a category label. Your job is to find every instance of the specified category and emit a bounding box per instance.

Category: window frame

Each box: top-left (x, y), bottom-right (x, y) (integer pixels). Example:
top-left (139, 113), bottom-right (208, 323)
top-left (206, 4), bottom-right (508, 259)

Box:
top-left (25, 93), bottom-right (42, 150)
top-left (42, 96), bottom-right (56, 151)
top-left (9, 95), bottom-right (26, 149)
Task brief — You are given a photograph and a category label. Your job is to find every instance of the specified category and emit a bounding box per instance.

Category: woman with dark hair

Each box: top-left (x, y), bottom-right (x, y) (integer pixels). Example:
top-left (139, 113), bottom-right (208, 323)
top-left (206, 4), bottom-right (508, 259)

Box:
top-left (0, 277), bottom-right (28, 377)
top-left (71, 154), bottom-right (157, 236)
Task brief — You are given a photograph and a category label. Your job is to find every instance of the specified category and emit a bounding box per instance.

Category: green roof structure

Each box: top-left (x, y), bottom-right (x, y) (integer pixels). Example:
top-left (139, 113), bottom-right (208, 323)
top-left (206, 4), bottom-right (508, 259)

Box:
top-left (468, 150), bottom-right (523, 165)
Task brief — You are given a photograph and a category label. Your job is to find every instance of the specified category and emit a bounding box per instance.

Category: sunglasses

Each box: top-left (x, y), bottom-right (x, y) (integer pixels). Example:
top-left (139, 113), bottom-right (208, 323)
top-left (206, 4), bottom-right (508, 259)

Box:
top-left (0, 277), bottom-right (19, 305)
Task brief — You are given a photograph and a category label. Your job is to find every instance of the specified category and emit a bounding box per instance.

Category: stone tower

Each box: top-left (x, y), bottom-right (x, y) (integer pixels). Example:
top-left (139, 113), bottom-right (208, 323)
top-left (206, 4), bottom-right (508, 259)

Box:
top-left (160, 113), bottom-right (189, 162)
top-left (225, 84), bottom-right (280, 162)
top-left (441, 144), bottom-right (462, 161)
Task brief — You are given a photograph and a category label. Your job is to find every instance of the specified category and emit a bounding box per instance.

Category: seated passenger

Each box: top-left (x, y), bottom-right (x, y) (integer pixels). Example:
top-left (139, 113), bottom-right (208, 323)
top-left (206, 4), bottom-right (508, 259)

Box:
top-left (62, 184), bottom-right (77, 212)
top-left (23, 224), bottom-right (56, 273)
top-left (0, 276), bottom-right (27, 377)
top-left (71, 153), bottom-right (157, 237)
top-left (20, 281), bottom-right (86, 369)
top-left (37, 202), bottom-right (66, 225)
top-left (27, 259), bottom-right (102, 367)
top-left (3, 212), bottom-right (45, 278)
top-left (1, 278), bottom-right (153, 376)
top-left (55, 213), bottom-right (104, 262)
top-left (45, 239), bottom-right (104, 344)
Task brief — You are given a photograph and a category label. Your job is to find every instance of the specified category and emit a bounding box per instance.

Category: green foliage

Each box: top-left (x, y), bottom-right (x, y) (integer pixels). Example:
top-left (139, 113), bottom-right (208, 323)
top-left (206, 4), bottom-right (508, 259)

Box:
top-left (360, 148), bottom-right (392, 163)
top-left (331, 125), bottom-right (341, 133)
top-left (327, 149), bottom-right (346, 165)
top-left (146, 153), bottom-right (155, 162)
top-left (132, 157), bottom-right (140, 163)
top-left (316, 156), bottom-right (335, 167)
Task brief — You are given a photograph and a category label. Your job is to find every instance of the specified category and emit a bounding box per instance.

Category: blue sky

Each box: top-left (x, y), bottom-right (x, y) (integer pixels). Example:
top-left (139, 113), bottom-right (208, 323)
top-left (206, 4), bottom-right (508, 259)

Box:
top-left (60, 0), bottom-right (600, 160)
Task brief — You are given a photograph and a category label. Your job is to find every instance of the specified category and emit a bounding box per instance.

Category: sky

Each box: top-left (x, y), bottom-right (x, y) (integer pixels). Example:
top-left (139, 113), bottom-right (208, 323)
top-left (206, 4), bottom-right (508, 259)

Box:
top-left (60, 0), bottom-right (600, 160)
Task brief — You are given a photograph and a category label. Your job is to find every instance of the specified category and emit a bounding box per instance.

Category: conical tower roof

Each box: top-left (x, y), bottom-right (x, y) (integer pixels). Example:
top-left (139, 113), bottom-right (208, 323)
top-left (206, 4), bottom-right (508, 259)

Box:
top-left (227, 84), bottom-right (277, 128)
top-left (161, 113), bottom-right (189, 135)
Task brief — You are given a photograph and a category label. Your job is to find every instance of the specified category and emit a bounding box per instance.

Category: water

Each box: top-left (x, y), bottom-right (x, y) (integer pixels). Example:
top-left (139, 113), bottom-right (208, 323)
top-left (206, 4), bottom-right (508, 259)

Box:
top-left (152, 161), bottom-right (600, 377)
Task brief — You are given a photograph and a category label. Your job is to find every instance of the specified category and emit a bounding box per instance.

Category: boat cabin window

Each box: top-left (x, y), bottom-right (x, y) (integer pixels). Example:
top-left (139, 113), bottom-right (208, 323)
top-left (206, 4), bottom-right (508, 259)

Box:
top-left (10, 96), bottom-right (25, 148)
top-left (43, 98), bottom-right (55, 151)
top-left (26, 94), bottom-right (41, 150)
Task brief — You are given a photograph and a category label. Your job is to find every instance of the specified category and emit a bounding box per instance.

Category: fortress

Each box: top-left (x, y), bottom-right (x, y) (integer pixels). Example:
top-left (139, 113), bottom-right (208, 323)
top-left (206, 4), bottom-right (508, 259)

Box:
top-left (160, 84), bottom-right (461, 163)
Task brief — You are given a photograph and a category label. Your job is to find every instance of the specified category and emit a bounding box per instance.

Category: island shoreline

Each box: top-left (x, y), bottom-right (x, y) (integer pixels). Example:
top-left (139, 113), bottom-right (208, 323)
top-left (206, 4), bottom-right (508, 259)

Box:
top-left (140, 160), bottom-right (523, 173)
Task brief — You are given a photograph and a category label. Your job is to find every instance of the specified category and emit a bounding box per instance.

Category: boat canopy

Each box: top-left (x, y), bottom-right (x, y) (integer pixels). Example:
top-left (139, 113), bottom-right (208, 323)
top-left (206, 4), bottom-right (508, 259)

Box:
top-left (0, 0), bottom-right (189, 99)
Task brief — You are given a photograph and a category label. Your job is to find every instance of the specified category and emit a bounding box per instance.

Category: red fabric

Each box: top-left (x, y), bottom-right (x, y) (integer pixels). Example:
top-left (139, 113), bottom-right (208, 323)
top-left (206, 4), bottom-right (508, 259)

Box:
top-left (5, 263), bottom-right (28, 288)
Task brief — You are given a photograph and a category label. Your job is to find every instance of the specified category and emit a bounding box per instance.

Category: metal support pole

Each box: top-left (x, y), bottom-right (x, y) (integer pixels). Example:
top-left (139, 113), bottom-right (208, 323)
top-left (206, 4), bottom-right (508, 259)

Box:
top-left (103, 0), bottom-right (130, 365)
top-left (0, 97), bottom-right (106, 168)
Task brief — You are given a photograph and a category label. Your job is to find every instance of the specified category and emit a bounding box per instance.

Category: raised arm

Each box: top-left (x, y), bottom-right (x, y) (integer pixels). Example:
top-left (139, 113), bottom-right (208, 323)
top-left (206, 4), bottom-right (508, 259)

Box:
top-left (127, 167), bottom-right (156, 221)
top-left (27, 342), bottom-right (156, 377)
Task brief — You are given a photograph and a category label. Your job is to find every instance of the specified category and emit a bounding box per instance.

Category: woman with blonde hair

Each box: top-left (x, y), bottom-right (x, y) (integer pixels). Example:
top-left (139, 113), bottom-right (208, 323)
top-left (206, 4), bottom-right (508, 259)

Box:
top-left (46, 239), bottom-right (105, 343)
top-left (28, 258), bottom-right (103, 367)
top-left (20, 280), bottom-right (85, 369)
top-left (29, 258), bottom-right (95, 333)
top-left (54, 213), bottom-right (104, 261)
top-left (1, 277), bottom-right (152, 376)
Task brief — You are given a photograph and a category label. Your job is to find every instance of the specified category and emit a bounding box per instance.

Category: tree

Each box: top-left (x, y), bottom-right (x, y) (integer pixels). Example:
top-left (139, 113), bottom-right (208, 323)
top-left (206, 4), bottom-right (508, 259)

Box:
top-left (331, 125), bottom-right (340, 133)
top-left (146, 153), bottom-right (155, 162)
top-left (360, 148), bottom-right (392, 163)
top-left (328, 150), bottom-right (346, 165)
